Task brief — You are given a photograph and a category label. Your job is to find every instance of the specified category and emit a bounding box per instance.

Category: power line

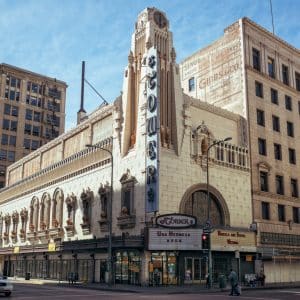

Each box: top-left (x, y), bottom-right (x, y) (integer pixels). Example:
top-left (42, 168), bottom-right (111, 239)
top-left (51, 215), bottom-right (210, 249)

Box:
top-left (84, 78), bottom-right (108, 105)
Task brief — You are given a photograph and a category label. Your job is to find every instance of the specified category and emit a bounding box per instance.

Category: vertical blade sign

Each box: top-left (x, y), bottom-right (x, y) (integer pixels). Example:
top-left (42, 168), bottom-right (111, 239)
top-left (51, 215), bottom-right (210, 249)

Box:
top-left (146, 47), bottom-right (159, 213)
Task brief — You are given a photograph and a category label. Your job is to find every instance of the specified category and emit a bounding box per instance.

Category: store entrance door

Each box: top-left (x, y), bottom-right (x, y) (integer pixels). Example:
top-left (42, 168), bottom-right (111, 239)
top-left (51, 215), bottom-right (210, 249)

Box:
top-left (184, 257), bottom-right (205, 284)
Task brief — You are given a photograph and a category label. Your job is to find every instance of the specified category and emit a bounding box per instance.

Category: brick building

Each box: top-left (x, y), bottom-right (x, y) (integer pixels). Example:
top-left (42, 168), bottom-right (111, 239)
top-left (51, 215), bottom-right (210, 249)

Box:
top-left (0, 64), bottom-right (67, 188)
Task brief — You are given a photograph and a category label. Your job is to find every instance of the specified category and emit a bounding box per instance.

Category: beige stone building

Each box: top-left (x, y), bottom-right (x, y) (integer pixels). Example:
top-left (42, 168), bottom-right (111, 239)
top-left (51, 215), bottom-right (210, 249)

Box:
top-left (0, 64), bottom-right (67, 188)
top-left (181, 18), bottom-right (300, 283)
top-left (0, 8), bottom-right (254, 286)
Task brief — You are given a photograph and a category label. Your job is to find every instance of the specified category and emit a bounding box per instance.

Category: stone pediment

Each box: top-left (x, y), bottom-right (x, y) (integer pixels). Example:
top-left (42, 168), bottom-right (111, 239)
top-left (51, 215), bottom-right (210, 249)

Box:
top-left (257, 161), bottom-right (271, 172)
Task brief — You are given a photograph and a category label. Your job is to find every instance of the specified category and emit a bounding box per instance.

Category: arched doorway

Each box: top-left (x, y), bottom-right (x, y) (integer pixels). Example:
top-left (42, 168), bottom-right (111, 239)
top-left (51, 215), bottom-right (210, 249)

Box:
top-left (179, 184), bottom-right (230, 284)
top-left (180, 183), bottom-right (230, 227)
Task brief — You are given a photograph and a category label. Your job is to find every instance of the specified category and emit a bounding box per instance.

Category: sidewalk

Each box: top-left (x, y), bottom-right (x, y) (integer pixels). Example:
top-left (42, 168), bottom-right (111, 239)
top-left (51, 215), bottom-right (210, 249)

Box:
top-left (8, 277), bottom-right (300, 294)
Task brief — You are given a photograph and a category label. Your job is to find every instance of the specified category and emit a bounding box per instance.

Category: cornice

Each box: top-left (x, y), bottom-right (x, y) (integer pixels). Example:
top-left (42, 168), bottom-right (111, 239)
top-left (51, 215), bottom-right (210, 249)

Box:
top-left (0, 63), bottom-right (67, 86)
top-left (242, 17), bottom-right (300, 55)
top-left (7, 103), bottom-right (114, 174)
top-left (184, 94), bottom-right (242, 122)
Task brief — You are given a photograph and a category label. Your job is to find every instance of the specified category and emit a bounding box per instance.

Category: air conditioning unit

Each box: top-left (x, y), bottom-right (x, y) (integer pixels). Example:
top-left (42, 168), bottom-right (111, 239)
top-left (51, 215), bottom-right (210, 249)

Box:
top-left (249, 222), bottom-right (257, 232)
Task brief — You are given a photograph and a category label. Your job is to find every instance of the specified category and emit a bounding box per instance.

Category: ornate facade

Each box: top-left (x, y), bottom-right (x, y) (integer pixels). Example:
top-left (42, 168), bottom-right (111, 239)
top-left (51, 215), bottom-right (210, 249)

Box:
top-left (0, 8), bottom-right (254, 285)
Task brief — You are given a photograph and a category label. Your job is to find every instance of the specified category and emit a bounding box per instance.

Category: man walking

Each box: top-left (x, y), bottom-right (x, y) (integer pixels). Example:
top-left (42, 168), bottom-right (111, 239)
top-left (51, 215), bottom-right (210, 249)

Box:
top-left (228, 269), bottom-right (240, 296)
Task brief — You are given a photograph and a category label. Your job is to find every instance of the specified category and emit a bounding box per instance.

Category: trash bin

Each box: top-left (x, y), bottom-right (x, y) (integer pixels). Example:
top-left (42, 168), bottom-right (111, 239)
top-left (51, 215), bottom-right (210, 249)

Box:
top-left (25, 272), bottom-right (30, 280)
top-left (219, 274), bottom-right (226, 289)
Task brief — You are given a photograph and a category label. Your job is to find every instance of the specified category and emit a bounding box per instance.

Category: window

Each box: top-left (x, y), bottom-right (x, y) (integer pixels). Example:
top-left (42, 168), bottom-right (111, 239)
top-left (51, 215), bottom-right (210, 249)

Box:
top-left (188, 77), bottom-right (195, 92)
top-left (274, 143), bottom-right (282, 160)
top-left (255, 81), bottom-right (263, 98)
top-left (293, 207), bottom-right (300, 223)
top-left (291, 179), bottom-right (298, 198)
top-left (272, 115), bottom-right (280, 132)
top-left (2, 119), bottom-right (9, 131)
top-left (0, 165), bottom-right (6, 177)
top-left (296, 72), bottom-right (300, 91)
top-left (4, 104), bottom-right (10, 115)
top-left (252, 48), bottom-right (261, 71)
top-left (268, 57), bottom-right (275, 78)
top-left (4, 104), bottom-right (18, 117)
top-left (7, 151), bottom-right (15, 162)
top-left (24, 124), bottom-right (31, 135)
top-left (262, 202), bottom-right (270, 220)
top-left (278, 205), bottom-right (285, 222)
top-left (9, 90), bottom-right (15, 101)
top-left (23, 139), bottom-right (31, 150)
top-left (11, 106), bottom-right (18, 117)
top-left (32, 126), bottom-right (40, 137)
top-left (1, 135), bottom-right (8, 145)
top-left (285, 95), bottom-right (292, 110)
top-left (0, 150), bottom-right (6, 161)
top-left (282, 64), bottom-right (289, 85)
top-left (9, 135), bottom-right (16, 146)
top-left (270, 88), bottom-right (278, 104)
top-left (276, 175), bottom-right (284, 195)
top-left (256, 109), bottom-right (265, 126)
top-left (260, 171), bottom-right (269, 192)
top-left (10, 121), bottom-right (17, 132)
top-left (26, 109), bottom-right (33, 120)
top-left (289, 148), bottom-right (296, 164)
top-left (287, 121), bottom-right (294, 137)
top-left (31, 140), bottom-right (39, 150)
top-left (258, 138), bottom-right (267, 155)
top-left (26, 95), bottom-right (42, 107)
top-left (33, 111), bottom-right (41, 122)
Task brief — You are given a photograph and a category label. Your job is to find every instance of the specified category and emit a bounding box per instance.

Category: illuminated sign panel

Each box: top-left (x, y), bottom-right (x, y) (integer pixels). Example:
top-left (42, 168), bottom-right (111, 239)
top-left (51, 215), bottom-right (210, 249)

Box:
top-left (145, 47), bottom-right (159, 213)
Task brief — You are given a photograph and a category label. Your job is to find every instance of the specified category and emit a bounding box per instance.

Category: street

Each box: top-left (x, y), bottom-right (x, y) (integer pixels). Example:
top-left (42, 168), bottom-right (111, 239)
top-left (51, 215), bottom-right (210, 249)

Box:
top-left (6, 283), bottom-right (300, 300)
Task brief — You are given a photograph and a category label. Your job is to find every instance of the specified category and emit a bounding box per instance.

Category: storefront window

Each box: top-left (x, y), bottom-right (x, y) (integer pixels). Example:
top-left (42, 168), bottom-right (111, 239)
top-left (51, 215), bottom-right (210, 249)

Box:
top-left (150, 252), bottom-right (178, 285)
top-left (114, 250), bottom-right (140, 285)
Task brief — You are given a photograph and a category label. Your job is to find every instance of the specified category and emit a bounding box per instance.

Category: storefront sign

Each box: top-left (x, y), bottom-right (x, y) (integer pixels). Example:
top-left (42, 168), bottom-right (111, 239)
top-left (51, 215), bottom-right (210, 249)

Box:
top-left (156, 214), bottom-right (196, 228)
top-left (13, 246), bottom-right (19, 254)
top-left (211, 229), bottom-right (256, 252)
top-left (48, 242), bottom-right (56, 252)
top-left (145, 46), bottom-right (160, 213)
top-left (148, 228), bottom-right (202, 250)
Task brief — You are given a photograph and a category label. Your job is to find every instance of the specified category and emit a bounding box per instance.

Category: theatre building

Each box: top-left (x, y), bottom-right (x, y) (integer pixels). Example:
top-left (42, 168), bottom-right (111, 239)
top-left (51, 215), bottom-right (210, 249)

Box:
top-left (0, 8), bottom-right (255, 285)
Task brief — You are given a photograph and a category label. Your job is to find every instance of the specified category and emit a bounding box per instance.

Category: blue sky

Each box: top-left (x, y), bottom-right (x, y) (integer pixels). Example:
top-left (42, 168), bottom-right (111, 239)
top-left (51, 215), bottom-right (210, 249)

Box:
top-left (0, 0), bottom-right (299, 130)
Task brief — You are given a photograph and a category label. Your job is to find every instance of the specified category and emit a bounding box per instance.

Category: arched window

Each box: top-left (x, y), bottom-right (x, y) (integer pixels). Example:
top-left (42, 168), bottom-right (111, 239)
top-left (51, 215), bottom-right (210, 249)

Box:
top-left (180, 184), bottom-right (230, 227)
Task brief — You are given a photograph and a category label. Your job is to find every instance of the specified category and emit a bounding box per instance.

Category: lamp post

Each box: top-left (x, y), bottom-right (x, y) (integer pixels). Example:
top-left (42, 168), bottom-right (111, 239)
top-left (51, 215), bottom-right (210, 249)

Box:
top-left (86, 142), bottom-right (113, 285)
top-left (206, 136), bottom-right (232, 288)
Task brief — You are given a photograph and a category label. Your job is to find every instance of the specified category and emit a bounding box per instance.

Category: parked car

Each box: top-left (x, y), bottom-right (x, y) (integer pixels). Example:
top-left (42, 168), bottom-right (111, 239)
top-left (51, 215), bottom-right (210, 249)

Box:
top-left (0, 277), bottom-right (13, 296)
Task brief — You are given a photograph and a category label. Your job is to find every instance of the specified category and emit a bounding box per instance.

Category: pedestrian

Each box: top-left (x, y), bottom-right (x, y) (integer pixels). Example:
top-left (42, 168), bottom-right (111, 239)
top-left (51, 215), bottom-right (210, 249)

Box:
top-left (205, 273), bottom-right (210, 288)
top-left (259, 270), bottom-right (265, 286)
top-left (228, 269), bottom-right (240, 296)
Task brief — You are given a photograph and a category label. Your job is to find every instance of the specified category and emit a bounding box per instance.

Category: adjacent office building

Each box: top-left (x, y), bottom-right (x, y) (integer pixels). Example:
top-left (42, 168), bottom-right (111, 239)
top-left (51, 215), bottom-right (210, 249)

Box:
top-left (0, 64), bottom-right (67, 188)
top-left (181, 17), bottom-right (300, 282)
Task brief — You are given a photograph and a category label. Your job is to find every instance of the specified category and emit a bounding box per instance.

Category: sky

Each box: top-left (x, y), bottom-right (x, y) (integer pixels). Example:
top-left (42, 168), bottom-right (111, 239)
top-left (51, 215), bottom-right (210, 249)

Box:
top-left (0, 0), bottom-right (299, 130)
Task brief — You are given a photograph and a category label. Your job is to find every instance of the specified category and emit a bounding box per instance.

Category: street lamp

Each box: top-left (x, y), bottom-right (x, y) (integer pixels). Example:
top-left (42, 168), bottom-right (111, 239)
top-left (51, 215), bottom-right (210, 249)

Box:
top-left (86, 141), bottom-right (113, 285)
top-left (206, 136), bottom-right (232, 288)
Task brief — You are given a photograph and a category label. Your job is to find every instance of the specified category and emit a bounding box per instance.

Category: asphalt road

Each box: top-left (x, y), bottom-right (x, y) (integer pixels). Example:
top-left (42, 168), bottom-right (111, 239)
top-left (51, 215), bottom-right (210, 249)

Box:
top-left (6, 283), bottom-right (300, 299)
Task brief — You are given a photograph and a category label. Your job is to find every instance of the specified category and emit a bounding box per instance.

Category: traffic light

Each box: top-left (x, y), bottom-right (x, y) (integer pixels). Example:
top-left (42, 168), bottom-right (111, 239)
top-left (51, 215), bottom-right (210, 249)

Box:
top-left (202, 233), bottom-right (210, 249)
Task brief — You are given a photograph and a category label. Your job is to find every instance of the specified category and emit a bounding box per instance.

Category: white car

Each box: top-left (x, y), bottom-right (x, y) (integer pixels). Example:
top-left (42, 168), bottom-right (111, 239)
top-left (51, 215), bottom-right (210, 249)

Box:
top-left (0, 278), bottom-right (13, 297)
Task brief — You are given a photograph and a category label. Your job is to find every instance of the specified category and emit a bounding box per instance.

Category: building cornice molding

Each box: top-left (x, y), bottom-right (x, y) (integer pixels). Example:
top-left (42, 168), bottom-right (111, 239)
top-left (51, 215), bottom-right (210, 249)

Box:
top-left (0, 63), bottom-right (68, 86)
top-left (7, 104), bottom-right (114, 174)
top-left (184, 94), bottom-right (241, 122)
top-left (242, 17), bottom-right (300, 56)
